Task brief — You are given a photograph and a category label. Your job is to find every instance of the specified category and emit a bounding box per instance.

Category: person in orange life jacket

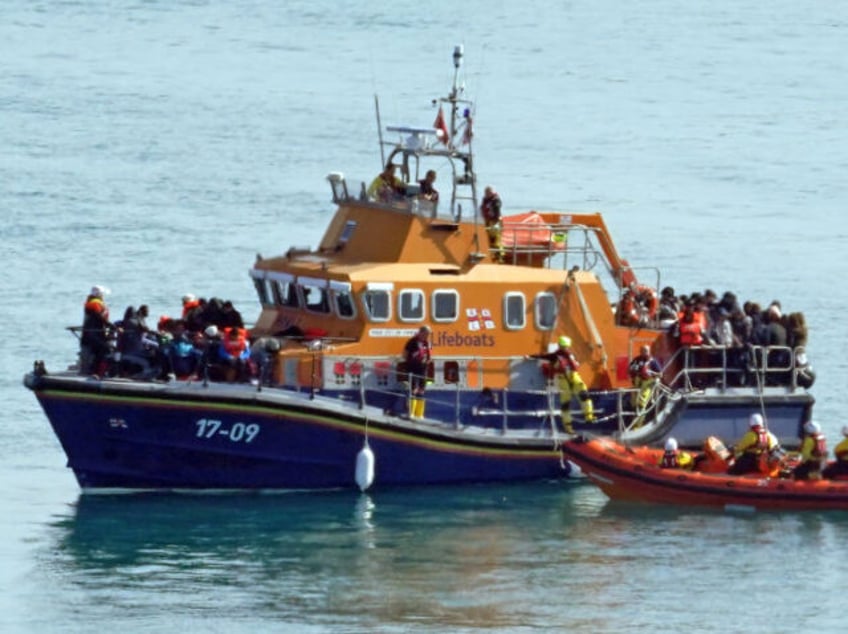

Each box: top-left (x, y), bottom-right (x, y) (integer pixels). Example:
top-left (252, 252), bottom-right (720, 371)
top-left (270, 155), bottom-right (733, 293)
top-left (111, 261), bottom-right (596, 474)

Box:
top-left (80, 285), bottom-right (114, 376)
top-left (527, 335), bottom-right (595, 434)
top-left (403, 326), bottom-right (433, 418)
top-left (181, 293), bottom-right (201, 319)
top-left (418, 169), bottom-right (439, 208)
top-left (218, 327), bottom-right (251, 382)
top-left (658, 437), bottom-right (695, 470)
top-left (823, 426), bottom-right (848, 479)
top-left (675, 304), bottom-right (706, 346)
top-left (480, 186), bottom-right (504, 263)
top-left (628, 344), bottom-right (662, 417)
top-left (793, 421), bottom-right (827, 480)
top-left (727, 413), bottom-right (781, 475)
top-left (367, 163), bottom-right (404, 203)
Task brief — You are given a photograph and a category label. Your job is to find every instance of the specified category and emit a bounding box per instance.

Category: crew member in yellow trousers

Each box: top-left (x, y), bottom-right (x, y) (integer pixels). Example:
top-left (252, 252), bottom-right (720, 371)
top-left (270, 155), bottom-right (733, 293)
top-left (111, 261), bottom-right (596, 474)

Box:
top-left (528, 336), bottom-right (594, 434)
top-left (628, 344), bottom-right (662, 427)
top-left (403, 326), bottom-right (432, 418)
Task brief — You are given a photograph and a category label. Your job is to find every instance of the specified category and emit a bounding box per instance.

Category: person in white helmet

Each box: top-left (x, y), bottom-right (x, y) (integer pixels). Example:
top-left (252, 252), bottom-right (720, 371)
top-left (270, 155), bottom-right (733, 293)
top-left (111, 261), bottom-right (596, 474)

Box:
top-left (793, 421), bottom-right (827, 480)
top-left (527, 335), bottom-right (595, 433)
top-left (658, 437), bottom-right (694, 470)
top-left (728, 413), bottom-right (780, 475)
top-left (823, 426), bottom-right (848, 479)
top-left (80, 285), bottom-right (114, 376)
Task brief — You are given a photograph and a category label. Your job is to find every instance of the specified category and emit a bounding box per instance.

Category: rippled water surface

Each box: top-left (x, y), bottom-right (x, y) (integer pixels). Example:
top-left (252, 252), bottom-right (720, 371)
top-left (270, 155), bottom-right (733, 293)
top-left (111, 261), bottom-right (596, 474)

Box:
top-left (3, 1), bottom-right (848, 631)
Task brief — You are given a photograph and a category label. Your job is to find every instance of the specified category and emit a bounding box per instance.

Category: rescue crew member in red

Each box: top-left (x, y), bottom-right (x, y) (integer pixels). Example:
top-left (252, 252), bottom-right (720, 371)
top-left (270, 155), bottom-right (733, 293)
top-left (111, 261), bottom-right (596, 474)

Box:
top-left (403, 325), bottom-right (433, 418)
top-left (728, 413), bottom-right (781, 475)
top-left (658, 437), bottom-right (694, 469)
top-left (528, 335), bottom-right (595, 434)
top-left (480, 185), bottom-right (504, 263)
top-left (793, 421), bottom-right (827, 480)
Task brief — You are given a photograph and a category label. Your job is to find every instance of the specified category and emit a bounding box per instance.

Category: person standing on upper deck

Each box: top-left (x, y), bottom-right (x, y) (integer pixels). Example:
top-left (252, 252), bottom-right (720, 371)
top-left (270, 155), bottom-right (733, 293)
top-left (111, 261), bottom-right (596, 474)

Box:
top-left (418, 169), bottom-right (439, 209)
top-left (480, 186), bottom-right (504, 263)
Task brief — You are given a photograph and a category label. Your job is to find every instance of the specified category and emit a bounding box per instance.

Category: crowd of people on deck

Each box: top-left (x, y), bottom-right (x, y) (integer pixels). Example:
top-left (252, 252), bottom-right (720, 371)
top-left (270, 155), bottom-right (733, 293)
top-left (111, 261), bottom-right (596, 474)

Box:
top-left (658, 413), bottom-right (848, 481)
top-left (622, 286), bottom-right (814, 389)
top-left (79, 286), bottom-right (267, 384)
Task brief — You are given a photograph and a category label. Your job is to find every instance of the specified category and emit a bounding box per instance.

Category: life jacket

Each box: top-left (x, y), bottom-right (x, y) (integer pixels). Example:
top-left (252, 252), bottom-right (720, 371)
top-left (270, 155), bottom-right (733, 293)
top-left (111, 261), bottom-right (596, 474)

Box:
top-left (660, 450), bottom-right (680, 468)
top-left (834, 438), bottom-right (848, 462)
top-left (808, 433), bottom-right (827, 462)
top-left (221, 327), bottom-right (248, 358)
top-left (84, 296), bottom-right (109, 321)
top-left (480, 192), bottom-right (501, 224)
top-left (182, 298), bottom-right (201, 318)
top-left (618, 291), bottom-right (639, 325)
top-left (555, 349), bottom-right (580, 376)
top-left (743, 428), bottom-right (771, 455)
top-left (678, 319), bottom-right (703, 345)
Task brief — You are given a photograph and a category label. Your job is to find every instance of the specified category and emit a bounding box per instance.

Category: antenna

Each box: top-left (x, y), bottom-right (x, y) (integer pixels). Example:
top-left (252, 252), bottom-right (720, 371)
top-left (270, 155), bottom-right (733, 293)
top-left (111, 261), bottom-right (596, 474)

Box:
top-left (451, 44), bottom-right (464, 99)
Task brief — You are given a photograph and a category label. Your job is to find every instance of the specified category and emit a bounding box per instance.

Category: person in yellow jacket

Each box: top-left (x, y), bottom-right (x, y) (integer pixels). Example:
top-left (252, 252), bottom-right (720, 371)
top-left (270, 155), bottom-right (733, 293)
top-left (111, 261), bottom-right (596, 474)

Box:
top-left (793, 421), bottom-right (827, 480)
top-left (528, 335), bottom-right (595, 434)
top-left (658, 437), bottom-right (695, 469)
top-left (728, 413), bottom-right (781, 475)
top-left (823, 426), bottom-right (848, 479)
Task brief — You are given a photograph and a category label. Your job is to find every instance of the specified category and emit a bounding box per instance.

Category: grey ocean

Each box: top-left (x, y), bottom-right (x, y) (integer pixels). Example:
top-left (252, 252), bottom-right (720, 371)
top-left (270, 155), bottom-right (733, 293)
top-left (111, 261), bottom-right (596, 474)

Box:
top-left (3, 1), bottom-right (848, 632)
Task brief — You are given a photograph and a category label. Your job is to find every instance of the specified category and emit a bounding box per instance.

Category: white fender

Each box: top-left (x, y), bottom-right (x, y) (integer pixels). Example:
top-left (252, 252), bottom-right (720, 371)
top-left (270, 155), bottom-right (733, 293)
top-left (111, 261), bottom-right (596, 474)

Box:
top-left (355, 443), bottom-right (375, 491)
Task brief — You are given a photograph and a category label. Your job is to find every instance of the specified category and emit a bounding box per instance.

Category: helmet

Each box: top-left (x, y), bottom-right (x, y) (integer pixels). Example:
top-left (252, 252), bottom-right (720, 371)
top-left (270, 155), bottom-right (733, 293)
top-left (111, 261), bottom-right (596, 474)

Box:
top-left (90, 285), bottom-right (109, 298)
top-left (842, 425), bottom-right (848, 438)
top-left (664, 438), bottom-right (678, 451)
top-left (204, 325), bottom-right (219, 337)
top-left (749, 413), bottom-right (764, 428)
top-left (558, 335), bottom-right (572, 348)
top-left (804, 421), bottom-right (821, 435)
top-left (182, 293), bottom-right (196, 303)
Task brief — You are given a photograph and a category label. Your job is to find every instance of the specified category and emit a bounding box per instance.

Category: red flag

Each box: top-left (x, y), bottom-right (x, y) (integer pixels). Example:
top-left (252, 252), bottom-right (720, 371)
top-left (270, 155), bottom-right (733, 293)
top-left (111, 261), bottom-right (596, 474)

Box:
top-left (434, 106), bottom-right (450, 146)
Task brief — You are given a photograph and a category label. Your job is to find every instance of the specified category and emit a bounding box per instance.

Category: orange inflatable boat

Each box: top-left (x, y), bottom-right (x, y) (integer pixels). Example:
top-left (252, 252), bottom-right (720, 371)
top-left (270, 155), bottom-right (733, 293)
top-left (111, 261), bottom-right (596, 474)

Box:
top-left (562, 435), bottom-right (848, 511)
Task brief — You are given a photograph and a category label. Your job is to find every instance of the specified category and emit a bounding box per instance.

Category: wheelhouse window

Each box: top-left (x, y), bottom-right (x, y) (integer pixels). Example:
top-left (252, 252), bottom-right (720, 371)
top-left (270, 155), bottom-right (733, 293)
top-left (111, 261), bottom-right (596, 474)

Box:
top-left (268, 280), bottom-right (300, 308)
top-left (398, 289), bottom-right (425, 322)
top-left (432, 289), bottom-right (459, 322)
top-left (330, 280), bottom-right (356, 319)
top-left (362, 283), bottom-right (393, 322)
top-left (504, 292), bottom-right (526, 330)
top-left (251, 273), bottom-right (271, 306)
top-left (299, 277), bottom-right (331, 314)
top-left (535, 292), bottom-right (557, 330)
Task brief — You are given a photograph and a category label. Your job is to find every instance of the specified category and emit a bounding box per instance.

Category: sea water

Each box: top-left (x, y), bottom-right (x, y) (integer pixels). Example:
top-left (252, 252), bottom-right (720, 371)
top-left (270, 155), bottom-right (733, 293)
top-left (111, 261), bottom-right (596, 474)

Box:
top-left (2, 1), bottom-right (848, 632)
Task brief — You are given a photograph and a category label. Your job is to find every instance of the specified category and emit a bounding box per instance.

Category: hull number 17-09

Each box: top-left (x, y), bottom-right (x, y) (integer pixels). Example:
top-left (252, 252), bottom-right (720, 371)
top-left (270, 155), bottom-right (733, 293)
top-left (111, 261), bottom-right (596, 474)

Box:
top-left (195, 418), bottom-right (260, 443)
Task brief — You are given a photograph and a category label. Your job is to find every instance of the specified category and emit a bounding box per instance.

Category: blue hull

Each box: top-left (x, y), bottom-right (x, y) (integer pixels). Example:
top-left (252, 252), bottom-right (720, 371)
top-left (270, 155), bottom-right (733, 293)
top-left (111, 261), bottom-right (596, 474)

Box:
top-left (28, 374), bottom-right (571, 490)
top-left (25, 372), bottom-right (813, 491)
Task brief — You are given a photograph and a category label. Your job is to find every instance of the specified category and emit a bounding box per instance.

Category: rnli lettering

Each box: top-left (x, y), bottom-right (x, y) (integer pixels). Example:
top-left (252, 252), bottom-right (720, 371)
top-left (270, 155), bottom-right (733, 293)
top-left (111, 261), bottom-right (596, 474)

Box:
top-left (433, 330), bottom-right (495, 348)
top-left (195, 418), bottom-right (261, 443)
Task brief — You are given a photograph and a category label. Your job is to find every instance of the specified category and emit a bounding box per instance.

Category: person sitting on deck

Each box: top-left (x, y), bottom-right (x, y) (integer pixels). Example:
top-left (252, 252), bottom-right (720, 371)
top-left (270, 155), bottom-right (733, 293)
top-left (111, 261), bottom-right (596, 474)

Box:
top-left (793, 421), bottom-right (827, 481)
top-left (218, 326), bottom-right (253, 382)
top-left (658, 437), bottom-right (694, 470)
top-left (823, 426), bottom-right (848, 479)
top-left (728, 413), bottom-right (781, 475)
top-left (367, 163), bottom-right (404, 203)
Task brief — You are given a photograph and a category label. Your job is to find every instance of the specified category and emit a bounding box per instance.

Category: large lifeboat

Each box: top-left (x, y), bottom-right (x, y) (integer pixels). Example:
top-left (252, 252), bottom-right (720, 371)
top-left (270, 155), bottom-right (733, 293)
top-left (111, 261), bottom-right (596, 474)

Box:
top-left (562, 435), bottom-right (848, 511)
top-left (23, 47), bottom-right (817, 492)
